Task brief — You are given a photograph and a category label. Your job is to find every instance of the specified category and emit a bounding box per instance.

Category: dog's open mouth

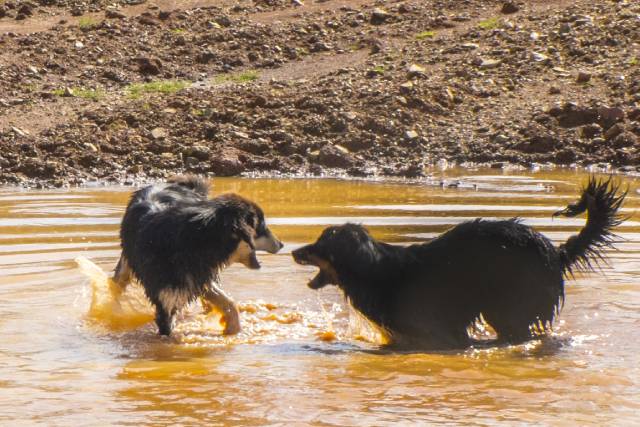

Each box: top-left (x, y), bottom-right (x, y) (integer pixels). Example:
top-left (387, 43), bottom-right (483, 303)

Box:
top-left (308, 269), bottom-right (332, 289)
top-left (292, 248), bottom-right (336, 289)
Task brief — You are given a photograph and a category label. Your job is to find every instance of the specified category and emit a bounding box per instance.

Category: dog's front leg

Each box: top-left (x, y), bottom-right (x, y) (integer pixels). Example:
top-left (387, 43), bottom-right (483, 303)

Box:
top-left (202, 284), bottom-right (241, 335)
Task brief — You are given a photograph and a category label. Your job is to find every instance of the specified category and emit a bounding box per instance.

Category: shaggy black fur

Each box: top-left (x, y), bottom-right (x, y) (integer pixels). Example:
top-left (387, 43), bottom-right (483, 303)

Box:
top-left (293, 177), bottom-right (626, 349)
top-left (115, 175), bottom-right (283, 336)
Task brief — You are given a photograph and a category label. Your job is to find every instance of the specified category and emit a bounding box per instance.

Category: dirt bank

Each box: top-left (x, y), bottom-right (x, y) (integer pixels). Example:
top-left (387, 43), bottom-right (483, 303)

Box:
top-left (1, 0), bottom-right (639, 187)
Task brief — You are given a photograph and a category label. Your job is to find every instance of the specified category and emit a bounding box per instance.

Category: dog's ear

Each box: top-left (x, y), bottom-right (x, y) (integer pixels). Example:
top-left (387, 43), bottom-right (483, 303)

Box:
top-left (234, 217), bottom-right (256, 249)
top-left (231, 218), bottom-right (261, 269)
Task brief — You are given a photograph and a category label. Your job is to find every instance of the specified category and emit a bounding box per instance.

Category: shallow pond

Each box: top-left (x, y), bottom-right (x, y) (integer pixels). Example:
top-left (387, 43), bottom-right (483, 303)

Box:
top-left (1, 170), bottom-right (639, 425)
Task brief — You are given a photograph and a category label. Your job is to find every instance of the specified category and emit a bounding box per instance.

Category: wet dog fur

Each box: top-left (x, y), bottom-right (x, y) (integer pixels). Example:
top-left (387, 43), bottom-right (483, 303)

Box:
top-left (293, 177), bottom-right (626, 349)
top-left (113, 175), bottom-right (283, 336)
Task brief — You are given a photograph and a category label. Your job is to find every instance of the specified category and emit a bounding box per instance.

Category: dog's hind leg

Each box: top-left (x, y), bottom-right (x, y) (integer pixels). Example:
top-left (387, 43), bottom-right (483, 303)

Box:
top-left (155, 304), bottom-right (174, 336)
top-left (202, 284), bottom-right (241, 335)
top-left (111, 254), bottom-right (133, 295)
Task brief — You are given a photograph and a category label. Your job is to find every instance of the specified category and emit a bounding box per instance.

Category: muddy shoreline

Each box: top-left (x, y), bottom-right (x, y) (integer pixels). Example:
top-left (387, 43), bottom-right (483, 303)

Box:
top-left (1, 0), bottom-right (638, 188)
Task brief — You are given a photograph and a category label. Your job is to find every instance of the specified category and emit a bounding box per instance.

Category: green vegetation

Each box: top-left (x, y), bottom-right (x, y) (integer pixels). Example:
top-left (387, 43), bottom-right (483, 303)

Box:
top-left (126, 80), bottom-right (190, 99)
top-left (170, 28), bottom-right (186, 34)
top-left (630, 57), bottom-right (638, 66)
top-left (78, 17), bottom-right (98, 29)
top-left (52, 87), bottom-right (104, 100)
top-left (212, 70), bottom-right (260, 84)
top-left (415, 30), bottom-right (435, 40)
top-left (371, 65), bottom-right (385, 75)
top-left (478, 17), bottom-right (501, 30)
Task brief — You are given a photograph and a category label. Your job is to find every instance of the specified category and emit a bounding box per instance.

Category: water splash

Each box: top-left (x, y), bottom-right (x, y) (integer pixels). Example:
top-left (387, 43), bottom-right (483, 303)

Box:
top-left (76, 256), bottom-right (154, 332)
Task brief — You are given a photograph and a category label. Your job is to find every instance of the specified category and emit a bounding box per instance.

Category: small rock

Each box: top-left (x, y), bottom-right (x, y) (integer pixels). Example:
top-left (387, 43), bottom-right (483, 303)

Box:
top-left (597, 106), bottom-right (624, 125)
top-left (17, 4), bottom-right (32, 16)
top-left (612, 132), bottom-right (637, 148)
top-left (576, 71), bottom-right (591, 83)
top-left (405, 130), bottom-right (419, 139)
top-left (11, 126), bottom-right (27, 137)
top-left (371, 8), bottom-right (391, 24)
top-left (407, 64), bottom-right (426, 77)
top-left (63, 87), bottom-right (74, 97)
top-left (604, 123), bottom-right (624, 141)
top-left (549, 86), bottom-right (561, 94)
top-left (316, 144), bottom-right (354, 168)
top-left (501, 2), bottom-right (519, 14)
top-left (531, 52), bottom-right (549, 63)
top-left (460, 43), bottom-right (479, 50)
top-left (399, 81), bottom-right (414, 93)
top-left (136, 57), bottom-right (162, 75)
top-left (105, 9), bottom-right (126, 19)
top-left (151, 127), bottom-right (168, 139)
top-left (581, 123), bottom-right (602, 139)
top-left (74, 41), bottom-right (84, 49)
top-left (479, 58), bottom-right (501, 69)
top-left (232, 130), bottom-right (249, 139)
top-left (559, 23), bottom-right (572, 35)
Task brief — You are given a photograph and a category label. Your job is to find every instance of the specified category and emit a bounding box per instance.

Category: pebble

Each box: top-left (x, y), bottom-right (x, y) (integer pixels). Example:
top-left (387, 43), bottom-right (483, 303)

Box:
top-left (576, 71), bottom-right (591, 83)
top-left (151, 128), bottom-right (168, 140)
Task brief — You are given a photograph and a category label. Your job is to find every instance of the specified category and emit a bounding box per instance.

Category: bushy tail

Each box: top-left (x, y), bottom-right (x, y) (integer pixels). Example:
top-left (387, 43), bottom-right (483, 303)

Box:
top-left (554, 176), bottom-right (627, 275)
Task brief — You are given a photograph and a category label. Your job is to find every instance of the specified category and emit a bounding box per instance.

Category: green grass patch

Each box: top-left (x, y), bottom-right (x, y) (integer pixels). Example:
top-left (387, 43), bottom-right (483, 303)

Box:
top-left (78, 17), bottom-right (98, 29)
top-left (212, 70), bottom-right (260, 84)
top-left (415, 30), bottom-right (435, 40)
top-left (52, 87), bottom-right (104, 100)
top-left (478, 17), bottom-right (500, 30)
top-left (126, 80), bottom-right (190, 99)
top-left (170, 28), bottom-right (186, 34)
top-left (630, 57), bottom-right (638, 66)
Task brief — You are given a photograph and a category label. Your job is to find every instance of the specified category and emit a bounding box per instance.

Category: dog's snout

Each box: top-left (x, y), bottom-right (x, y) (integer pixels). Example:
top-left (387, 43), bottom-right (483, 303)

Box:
top-left (292, 246), bottom-right (311, 264)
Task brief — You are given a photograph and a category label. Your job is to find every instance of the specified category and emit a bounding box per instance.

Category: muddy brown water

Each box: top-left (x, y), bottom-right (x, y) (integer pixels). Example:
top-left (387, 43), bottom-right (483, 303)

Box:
top-left (1, 170), bottom-right (639, 425)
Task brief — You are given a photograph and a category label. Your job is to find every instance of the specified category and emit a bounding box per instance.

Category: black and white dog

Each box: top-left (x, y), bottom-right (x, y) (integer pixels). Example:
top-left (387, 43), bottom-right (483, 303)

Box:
top-left (113, 175), bottom-right (283, 336)
top-left (293, 177), bottom-right (626, 349)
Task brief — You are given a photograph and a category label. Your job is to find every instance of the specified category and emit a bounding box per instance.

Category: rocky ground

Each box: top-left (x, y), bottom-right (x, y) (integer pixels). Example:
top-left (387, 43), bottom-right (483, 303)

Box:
top-left (0, 0), bottom-right (638, 187)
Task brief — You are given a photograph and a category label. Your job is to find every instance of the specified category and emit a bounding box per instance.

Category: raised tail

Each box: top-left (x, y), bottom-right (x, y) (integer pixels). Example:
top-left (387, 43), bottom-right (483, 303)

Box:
top-left (554, 176), bottom-right (627, 275)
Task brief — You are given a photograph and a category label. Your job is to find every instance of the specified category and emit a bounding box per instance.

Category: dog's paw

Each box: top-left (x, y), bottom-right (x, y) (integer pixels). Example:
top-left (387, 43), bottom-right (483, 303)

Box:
top-left (221, 308), bottom-right (241, 335)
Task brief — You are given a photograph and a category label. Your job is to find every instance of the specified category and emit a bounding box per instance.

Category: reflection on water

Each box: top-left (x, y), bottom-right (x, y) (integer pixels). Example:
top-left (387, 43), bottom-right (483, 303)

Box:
top-left (0, 170), bottom-right (639, 425)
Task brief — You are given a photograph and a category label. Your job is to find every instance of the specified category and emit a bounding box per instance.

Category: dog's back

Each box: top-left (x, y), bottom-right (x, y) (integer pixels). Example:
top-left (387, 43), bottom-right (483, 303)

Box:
top-left (117, 176), bottom-right (210, 282)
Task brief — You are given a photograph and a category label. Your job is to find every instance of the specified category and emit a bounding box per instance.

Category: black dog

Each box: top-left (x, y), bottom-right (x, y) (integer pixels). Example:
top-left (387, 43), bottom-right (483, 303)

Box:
top-left (113, 175), bottom-right (283, 336)
top-left (293, 177), bottom-right (626, 349)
